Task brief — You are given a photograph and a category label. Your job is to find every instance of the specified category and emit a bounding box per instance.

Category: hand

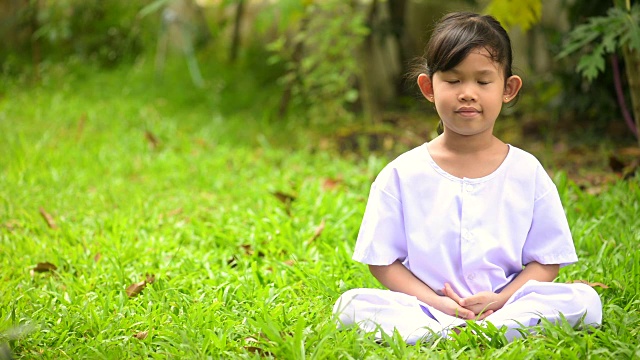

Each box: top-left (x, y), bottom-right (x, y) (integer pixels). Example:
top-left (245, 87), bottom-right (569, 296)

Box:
top-left (433, 294), bottom-right (477, 320)
top-left (442, 283), bottom-right (499, 320)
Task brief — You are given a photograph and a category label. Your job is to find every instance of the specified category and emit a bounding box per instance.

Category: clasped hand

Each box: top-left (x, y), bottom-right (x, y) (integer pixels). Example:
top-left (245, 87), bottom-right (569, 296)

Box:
top-left (437, 283), bottom-right (505, 320)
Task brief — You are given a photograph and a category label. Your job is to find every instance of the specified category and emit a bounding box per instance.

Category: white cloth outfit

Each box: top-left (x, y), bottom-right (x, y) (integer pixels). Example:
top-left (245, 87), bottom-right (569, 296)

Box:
top-left (333, 143), bottom-right (602, 344)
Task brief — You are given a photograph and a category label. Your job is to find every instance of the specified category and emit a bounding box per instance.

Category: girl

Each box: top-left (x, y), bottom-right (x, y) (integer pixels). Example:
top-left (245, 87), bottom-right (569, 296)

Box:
top-left (333, 12), bottom-right (602, 344)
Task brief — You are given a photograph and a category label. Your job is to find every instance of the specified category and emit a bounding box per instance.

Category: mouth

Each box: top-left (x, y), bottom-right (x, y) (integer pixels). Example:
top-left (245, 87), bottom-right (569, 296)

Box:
top-left (454, 107), bottom-right (481, 117)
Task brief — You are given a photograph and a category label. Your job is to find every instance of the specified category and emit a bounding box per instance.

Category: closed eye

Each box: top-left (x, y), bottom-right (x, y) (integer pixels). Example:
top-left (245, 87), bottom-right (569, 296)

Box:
top-left (445, 80), bottom-right (459, 84)
top-left (478, 81), bottom-right (491, 85)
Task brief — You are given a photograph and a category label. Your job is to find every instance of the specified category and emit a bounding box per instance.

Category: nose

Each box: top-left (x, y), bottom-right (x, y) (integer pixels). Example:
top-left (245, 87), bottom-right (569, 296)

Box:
top-left (458, 84), bottom-right (477, 102)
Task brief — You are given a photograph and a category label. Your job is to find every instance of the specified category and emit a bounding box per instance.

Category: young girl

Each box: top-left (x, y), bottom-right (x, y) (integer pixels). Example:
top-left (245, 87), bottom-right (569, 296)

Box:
top-left (333, 12), bottom-right (602, 344)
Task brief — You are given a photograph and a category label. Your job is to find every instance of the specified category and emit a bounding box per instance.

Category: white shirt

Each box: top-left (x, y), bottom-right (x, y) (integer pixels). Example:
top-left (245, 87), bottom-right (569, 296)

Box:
top-left (352, 143), bottom-right (578, 298)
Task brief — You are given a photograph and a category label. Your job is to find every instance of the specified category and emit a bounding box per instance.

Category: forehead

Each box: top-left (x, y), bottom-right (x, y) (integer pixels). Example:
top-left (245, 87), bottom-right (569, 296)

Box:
top-left (443, 48), bottom-right (502, 75)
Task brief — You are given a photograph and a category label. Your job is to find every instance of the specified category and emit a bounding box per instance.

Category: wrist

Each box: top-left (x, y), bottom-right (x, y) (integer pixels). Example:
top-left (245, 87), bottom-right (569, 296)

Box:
top-left (494, 291), bottom-right (510, 309)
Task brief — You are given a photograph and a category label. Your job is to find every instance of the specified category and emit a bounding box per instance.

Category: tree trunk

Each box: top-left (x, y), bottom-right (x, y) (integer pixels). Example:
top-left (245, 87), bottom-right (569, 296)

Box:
top-left (28, 0), bottom-right (41, 80)
top-left (278, 15), bottom-right (308, 117)
top-left (359, 0), bottom-right (380, 123)
top-left (386, 0), bottom-right (408, 97)
top-left (230, 0), bottom-right (245, 63)
top-left (622, 46), bottom-right (640, 146)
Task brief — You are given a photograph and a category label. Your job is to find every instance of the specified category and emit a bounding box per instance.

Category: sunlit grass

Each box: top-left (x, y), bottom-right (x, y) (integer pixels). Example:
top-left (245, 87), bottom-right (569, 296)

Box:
top-left (0, 60), bottom-right (638, 358)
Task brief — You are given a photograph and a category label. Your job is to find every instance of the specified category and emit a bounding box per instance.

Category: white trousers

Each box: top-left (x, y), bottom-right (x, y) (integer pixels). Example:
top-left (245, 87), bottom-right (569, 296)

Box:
top-left (333, 280), bottom-right (602, 344)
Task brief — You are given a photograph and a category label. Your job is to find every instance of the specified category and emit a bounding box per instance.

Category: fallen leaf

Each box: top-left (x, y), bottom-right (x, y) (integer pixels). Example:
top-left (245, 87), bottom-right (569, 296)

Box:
top-left (241, 244), bottom-right (254, 256)
top-left (166, 208), bottom-right (183, 217)
top-left (145, 273), bottom-right (156, 284)
top-left (32, 262), bottom-right (57, 273)
top-left (244, 336), bottom-right (272, 356)
top-left (93, 253), bottom-right (102, 262)
top-left (145, 130), bottom-right (159, 149)
top-left (38, 207), bottom-right (58, 229)
top-left (241, 244), bottom-right (265, 257)
top-left (585, 186), bottom-right (605, 196)
top-left (4, 219), bottom-right (20, 231)
top-left (322, 177), bottom-right (343, 191)
top-left (272, 191), bottom-right (296, 205)
top-left (272, 191), bottom-right (296, 215)
top-left (307, 219), bottom-right (325, 244)
top-left (283, 259), bottom-right (295, 266)
top-left (569, 280), bottom-right (610, 289)
top-left (77, 113), bottom-right (86, 138)
top-left (133, 331), bottom-right (148, 340)
top-left (126, 281), bottom-right (147, 298)
top-left (227, 256), bottom-right (238, 268)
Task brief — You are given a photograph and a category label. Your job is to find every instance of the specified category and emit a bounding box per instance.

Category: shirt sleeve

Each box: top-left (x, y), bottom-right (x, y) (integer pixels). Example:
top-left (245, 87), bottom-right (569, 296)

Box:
top-left (352, 180), bottom-right (408, 266)
top-left (522, 168), bottom-right (578, 267)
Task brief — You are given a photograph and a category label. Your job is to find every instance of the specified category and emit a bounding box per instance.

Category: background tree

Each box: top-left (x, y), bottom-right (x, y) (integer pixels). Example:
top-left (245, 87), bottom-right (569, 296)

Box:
top-left (558, 0), bottom-right (640, 145)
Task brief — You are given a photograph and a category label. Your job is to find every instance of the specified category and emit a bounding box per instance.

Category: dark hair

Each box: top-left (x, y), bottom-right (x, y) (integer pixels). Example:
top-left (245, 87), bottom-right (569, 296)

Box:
top-left (423, 12), bottom-right (514, 80)
top-left (408, 12), bottom-right (517, 133)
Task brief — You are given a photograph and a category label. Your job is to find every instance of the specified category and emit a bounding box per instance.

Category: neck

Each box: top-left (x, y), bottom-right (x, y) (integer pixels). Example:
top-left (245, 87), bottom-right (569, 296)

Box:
top-left (438, 129), bottom-right (499, 155)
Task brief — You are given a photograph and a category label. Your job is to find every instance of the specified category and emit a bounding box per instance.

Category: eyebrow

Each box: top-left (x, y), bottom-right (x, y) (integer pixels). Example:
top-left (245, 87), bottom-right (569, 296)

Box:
top-left (446, 69), bottom-right (497, 75)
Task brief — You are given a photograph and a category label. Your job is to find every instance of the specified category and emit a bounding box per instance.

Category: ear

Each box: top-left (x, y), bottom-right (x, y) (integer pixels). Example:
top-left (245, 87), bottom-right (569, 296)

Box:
top-left (417, 74), bottom-right (435, 103)
top-left (503, 75), bottom-right (522, 103)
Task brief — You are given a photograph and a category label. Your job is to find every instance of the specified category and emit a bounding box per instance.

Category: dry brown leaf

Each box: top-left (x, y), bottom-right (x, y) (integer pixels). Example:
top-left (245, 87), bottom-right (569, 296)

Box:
top-left (244, 337), bottom-right (271, 356)
top-left (4, 219), bottom-right (20, 231)
top-left (585, 185), bottom-right (606, 196)
top-left (77, 113), bottom-right (86, 138)
top-left (241, 244), bottom-right (254, 256)
top-left (145, 273), bottom-right (156, 284)
top-left (166, 208), bottom-right (183, 217)
top-left (126, 281), bottom-right (147, 298)
top-left (93, 253), bottom-right (102, 262)
top-left (272, 191), bottom-right (296, 204)
top-left (569, 280), bottom-right (610, 289)
top-left (32, 262), bottom-right (57, 273)
top-left (145, 130), bottom-right (160, 149)
top-left (241, 244), bottom-right (265, 258)
top-left (227, 256), bottom-right (238, 268)
top-left (283, 259), bottom-right (296, 266)
top-left (38, 208), bottom-right (57, 229)
top-left (272, 191), bottom-right (296, 215)
top-left (307, 219), bottom-right (326, 244)
top-left (133, 331), bottom-right (148, 340)
top-left (322, 177), bottom-right (343, 191)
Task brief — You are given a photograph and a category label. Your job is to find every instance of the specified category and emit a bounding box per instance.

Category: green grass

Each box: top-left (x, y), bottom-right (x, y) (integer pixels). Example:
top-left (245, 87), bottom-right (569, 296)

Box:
top-left (1, 59), bottom-right (639, 359)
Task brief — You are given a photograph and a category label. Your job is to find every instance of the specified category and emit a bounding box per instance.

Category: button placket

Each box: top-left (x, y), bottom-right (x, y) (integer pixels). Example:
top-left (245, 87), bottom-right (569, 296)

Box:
top-left (460, 180), bottom-right (479, 285)
top-left (466, 273), bottom-right (476, 281)
top-left (462, 228), bottom-right (475, 243)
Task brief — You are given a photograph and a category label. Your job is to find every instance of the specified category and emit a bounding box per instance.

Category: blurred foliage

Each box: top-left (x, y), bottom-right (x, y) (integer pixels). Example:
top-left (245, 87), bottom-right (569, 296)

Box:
top-left (483, 0), bottom-right (541, 32)
top-left (0, 0), bottom-right (637, 145)
top-left (558, 3), bottom-right (640, 82)
top-left (265, 0), bottom-right (369, 123)
top-left (514, 0), bottom-right (636, 144)
top-left (1, 0), bottom-right (150, 73)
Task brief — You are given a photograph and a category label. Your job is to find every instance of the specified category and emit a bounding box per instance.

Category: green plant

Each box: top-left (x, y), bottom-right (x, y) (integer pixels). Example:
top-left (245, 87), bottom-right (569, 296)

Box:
top-left (558, 1), bottom-right (640, 145)
top-left (266, 0), bottom-right (369, 123)
top-left (483, 0), bottom-right (542, 32)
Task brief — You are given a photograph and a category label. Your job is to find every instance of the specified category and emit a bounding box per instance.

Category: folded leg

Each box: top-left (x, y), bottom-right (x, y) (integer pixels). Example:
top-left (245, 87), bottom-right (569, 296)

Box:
top-left (483, 280), bottom-right (602, 341)
top-left (333, 288), bottom-right (445, 344)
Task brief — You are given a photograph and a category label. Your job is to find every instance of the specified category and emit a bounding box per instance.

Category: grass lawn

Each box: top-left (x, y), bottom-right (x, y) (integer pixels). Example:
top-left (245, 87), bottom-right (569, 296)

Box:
top-left (1, 59), bottom-right (639, 359)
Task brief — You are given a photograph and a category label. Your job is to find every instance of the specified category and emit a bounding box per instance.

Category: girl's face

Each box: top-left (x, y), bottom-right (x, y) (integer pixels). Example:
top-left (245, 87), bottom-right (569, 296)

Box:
top-left (418, 47), bottom-right (521, 139)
